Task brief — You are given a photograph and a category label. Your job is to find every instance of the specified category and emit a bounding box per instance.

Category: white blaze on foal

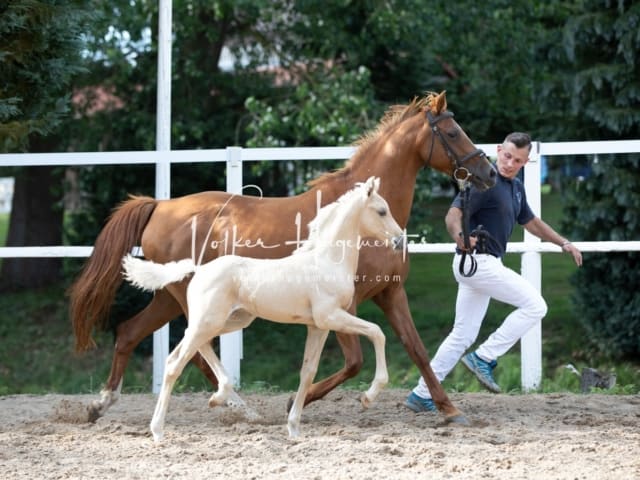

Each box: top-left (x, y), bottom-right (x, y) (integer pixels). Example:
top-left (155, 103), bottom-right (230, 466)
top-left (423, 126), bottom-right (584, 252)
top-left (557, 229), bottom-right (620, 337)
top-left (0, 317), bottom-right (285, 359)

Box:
top-left (123, 176), bottom-right (405, 440)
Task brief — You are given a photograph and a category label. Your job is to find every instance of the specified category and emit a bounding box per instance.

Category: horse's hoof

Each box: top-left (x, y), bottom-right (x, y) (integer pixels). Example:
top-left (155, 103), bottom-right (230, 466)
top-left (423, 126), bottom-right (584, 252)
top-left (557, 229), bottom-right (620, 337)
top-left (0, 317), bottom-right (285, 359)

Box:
top-left (445, 414), bottom-right (470, 426)
top-left (360, 393), bottom-right (371, 409)
top-left (86, 405), bottom-right (102, 423)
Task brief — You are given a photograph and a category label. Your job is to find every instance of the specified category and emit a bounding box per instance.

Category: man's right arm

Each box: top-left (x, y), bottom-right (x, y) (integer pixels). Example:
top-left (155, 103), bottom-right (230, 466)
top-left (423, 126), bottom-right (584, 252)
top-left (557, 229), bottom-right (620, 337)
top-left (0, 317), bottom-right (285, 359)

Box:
top-left (445, 207), bottom-right (474, 251)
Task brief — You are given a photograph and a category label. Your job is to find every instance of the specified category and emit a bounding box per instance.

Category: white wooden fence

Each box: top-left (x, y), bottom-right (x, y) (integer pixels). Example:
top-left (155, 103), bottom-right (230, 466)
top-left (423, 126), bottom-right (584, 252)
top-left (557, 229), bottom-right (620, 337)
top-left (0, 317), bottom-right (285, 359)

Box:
top-left (1, 140), bottom-right (640, 393)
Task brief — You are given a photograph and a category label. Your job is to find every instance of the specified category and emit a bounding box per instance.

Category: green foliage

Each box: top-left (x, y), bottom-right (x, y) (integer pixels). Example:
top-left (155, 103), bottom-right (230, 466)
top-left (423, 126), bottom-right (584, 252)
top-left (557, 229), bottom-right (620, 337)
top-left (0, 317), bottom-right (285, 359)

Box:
top-left (0, 286), bottom-right (152, 394)
top-left (244, 64), bottom-right (382, 192)
top-left (562, 0), bottom-right (640, 136)
top-left (562, 156), bottom-right (640, 359)
top-left (0, 0), bottom-right (92, 152)
top-left (539, 0), bottom-right (640, 139)
top-left (544, 0), bottom-right (640, 361)
top-left (0, 213), bottom-right (8, 245)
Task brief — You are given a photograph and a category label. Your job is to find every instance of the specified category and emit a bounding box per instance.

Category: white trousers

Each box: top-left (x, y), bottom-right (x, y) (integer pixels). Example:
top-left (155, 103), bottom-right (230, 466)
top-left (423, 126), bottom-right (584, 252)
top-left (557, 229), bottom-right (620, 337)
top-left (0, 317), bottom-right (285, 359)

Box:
top-left (414, 253), bottom-right (547, 399)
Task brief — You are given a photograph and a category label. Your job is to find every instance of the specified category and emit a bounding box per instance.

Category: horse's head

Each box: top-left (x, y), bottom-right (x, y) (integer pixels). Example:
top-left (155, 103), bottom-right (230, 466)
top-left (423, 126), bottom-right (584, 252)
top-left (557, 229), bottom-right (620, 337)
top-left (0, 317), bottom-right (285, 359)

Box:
top-left (359, 177), bottom-right (405, 251)
top-left (419, 91), bottom-right (496, 191)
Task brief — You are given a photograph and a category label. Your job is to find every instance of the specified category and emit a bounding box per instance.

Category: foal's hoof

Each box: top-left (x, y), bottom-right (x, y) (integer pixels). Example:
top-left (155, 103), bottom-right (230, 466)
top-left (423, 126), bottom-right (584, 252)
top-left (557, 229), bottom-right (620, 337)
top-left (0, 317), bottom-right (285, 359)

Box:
top-left (360, 393), bottom-right (372, 409)
top-left (445, 413), bottom-right (470, 426)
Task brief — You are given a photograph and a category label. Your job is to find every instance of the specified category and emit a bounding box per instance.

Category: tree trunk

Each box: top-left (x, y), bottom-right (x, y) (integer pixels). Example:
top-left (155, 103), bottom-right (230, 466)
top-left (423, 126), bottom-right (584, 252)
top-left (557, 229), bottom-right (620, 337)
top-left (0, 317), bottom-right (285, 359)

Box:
top-left (0, 140), bottom-right (64, 290)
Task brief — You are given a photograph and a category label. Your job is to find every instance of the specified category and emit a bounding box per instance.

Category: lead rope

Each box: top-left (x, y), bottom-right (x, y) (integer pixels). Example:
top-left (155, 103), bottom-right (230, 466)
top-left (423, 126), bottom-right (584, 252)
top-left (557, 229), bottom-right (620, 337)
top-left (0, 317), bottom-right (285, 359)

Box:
top-left (455, 168), bottom-right (477, 277)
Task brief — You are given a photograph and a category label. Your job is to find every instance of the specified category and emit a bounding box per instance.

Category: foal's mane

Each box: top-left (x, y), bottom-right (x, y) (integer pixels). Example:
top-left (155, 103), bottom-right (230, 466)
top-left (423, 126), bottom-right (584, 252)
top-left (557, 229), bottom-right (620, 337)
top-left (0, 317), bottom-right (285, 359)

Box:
top-left (307, 92), bottom-right (445, 189)
top-left (294, 182), bottom-right (367, 254)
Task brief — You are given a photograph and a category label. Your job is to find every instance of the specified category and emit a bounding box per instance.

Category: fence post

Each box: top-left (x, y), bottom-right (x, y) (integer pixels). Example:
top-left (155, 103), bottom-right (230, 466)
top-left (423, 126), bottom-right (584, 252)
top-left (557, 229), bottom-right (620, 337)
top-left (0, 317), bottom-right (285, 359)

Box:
top-left (220, 146), bottom-right (243, 387)
top-left (521, 141), bottom-right (542, 390)
top-left (152, 0), bottom-right (172, 394)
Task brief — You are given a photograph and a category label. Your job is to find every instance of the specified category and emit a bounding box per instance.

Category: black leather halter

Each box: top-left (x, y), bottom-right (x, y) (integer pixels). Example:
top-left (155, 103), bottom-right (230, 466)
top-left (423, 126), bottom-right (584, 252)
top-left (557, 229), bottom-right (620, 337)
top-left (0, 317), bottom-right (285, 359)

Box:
top-left (425, 110), bottom-right (486, 183)
top-left (425, 110), bottom-right (486, 277)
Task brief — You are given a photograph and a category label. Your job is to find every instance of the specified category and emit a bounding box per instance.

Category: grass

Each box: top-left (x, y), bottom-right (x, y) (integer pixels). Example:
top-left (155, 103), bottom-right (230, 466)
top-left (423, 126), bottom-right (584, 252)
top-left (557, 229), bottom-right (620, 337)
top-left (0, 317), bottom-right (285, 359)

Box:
top-left (0, 213), bottom-right (8, 245)
top-left (0, 191), bottom-right (638, 396)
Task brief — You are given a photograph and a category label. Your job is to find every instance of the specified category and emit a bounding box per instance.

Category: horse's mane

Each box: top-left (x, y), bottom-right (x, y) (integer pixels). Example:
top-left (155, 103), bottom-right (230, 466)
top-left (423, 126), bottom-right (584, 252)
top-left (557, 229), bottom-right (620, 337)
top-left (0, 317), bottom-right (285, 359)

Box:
top-left (294, 182), bottom-right (367, 254)
top-left (307, 92), bottom-right (444, 189)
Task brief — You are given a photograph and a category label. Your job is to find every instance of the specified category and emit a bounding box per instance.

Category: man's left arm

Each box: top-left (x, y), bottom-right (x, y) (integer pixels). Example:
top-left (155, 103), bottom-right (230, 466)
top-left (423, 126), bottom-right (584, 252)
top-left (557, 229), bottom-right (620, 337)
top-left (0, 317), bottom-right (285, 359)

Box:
top-left (523, 217), bottom-right (583, 266)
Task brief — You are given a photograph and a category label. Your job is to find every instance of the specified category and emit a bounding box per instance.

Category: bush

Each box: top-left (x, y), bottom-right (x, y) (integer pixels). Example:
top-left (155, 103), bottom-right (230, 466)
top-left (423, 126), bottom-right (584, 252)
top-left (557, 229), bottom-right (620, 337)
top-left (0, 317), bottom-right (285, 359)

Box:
top-left (562, 154), bottom-right (640, 360)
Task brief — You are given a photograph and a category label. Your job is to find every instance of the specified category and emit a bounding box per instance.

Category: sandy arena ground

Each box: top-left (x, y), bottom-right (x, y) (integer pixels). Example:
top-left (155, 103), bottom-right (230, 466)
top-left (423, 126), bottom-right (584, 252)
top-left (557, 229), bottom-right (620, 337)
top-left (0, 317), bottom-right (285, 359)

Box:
top-left (0, 389), bottom-right (638, 479)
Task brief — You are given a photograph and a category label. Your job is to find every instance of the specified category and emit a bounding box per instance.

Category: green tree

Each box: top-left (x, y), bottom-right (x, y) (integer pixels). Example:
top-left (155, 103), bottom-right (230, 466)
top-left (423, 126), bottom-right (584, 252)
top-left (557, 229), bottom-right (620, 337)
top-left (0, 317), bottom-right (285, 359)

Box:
top-left (0, 0), bottom-right (91, 289)
top-left (548, 1), bottom-right (640, 359)
top-left (64, 1), bottom-right (284, 250)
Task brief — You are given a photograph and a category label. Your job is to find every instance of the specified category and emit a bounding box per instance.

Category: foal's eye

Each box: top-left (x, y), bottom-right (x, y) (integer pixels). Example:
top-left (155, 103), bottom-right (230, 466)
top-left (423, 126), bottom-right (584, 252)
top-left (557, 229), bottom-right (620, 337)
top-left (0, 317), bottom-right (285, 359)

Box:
top-left (377, 208), bottom-right (387, 217)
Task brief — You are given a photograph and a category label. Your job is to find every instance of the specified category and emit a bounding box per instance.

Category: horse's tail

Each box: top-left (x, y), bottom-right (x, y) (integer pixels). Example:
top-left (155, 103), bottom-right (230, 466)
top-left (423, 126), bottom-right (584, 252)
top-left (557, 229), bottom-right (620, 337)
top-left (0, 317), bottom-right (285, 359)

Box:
top-left (122, 255), bottom-right (196, 292)
top-left (68, 195), bottom-right (158, 352)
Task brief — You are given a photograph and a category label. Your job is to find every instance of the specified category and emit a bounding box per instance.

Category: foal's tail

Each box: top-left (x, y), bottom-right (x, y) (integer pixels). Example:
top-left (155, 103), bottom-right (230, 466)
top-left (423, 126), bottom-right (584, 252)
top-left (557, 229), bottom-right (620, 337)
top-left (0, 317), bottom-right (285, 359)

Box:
top-left (68, 196), bottom-right (158, 352)
top-left (122, 255), bottom-right (196, 292)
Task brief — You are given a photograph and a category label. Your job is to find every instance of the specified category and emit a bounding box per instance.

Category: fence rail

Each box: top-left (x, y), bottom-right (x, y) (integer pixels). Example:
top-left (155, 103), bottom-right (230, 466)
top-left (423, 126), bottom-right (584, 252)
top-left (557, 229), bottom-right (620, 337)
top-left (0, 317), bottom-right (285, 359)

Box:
top-left (1, 140), bottom-right (639, 391)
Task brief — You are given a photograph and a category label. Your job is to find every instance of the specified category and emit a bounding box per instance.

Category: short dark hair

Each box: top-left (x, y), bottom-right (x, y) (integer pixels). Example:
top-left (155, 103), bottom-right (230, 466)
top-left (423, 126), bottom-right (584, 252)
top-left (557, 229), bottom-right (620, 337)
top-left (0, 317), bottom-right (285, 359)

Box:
top-left (504, 132), bottom-right (532, 152)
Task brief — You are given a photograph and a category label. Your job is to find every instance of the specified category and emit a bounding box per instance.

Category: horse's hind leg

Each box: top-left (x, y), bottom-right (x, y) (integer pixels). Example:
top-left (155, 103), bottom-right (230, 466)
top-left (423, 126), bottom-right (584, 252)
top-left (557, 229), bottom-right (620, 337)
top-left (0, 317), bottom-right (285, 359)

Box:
top-left (288, 326), bottom-right (330, 437)
top-left (88, 289), bottom-right (183, 421)
top-left (373, 285), bottom-right (467, 423)
top-left (88, 289), bottom-right (221, 422)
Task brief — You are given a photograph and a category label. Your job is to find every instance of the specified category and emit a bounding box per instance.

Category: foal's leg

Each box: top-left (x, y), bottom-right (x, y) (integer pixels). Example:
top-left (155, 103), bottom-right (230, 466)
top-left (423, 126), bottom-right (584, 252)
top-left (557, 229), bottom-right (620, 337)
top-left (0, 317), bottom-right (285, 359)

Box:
top-left (197, 342), bottom-right (234, 407)
top-left (293, 308), bottom-right (364, 410)
top-left (288, 326), bottom-right (330, 438)
top-left (149, 329), bottom-right (208, 442)
top-left (322, 310), bottom-right (389, 407)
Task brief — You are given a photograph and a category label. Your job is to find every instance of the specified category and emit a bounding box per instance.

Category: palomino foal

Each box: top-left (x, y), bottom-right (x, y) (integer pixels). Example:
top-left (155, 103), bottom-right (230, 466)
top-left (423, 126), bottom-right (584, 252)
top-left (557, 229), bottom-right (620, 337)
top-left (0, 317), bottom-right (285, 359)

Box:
top-left (122, 177), bottom-right (404, 440)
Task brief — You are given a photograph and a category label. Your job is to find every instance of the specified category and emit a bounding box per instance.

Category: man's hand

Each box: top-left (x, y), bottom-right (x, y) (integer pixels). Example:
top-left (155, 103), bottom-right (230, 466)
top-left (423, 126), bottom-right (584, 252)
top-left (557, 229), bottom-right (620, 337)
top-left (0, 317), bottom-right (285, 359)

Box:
top-left (457, 231), bottom-right (477, 252)
top-left (562, 242), bottom-right (583, 267)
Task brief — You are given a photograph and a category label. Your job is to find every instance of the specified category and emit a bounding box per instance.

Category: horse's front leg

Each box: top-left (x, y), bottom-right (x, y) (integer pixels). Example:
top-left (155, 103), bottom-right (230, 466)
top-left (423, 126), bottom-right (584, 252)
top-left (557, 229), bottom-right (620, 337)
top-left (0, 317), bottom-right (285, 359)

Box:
top-left (373, 285), bottom-right (468, 424)
top-left (288, 326), bottom-right (330, 438)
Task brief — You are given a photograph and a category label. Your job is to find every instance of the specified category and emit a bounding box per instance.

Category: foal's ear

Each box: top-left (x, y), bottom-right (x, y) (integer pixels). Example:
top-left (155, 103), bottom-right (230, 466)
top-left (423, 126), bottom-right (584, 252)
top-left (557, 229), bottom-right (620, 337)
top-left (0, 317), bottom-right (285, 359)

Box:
top-left (365, 176), bottom-right (380, 197)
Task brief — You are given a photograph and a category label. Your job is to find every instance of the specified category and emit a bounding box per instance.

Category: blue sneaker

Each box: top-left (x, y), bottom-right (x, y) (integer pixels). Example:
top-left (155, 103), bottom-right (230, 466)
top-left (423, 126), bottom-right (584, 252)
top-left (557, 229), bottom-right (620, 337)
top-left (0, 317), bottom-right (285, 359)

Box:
top-left (404, 392), bottom-right (436, 413)
top-left (461, 351), bottom-right (501, 393)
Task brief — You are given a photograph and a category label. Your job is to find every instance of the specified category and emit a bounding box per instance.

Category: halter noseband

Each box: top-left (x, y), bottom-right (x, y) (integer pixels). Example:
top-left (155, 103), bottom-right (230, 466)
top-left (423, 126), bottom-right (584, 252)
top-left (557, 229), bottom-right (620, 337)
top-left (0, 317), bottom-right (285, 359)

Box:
top-left (425, 110), bottom-right (486, 184)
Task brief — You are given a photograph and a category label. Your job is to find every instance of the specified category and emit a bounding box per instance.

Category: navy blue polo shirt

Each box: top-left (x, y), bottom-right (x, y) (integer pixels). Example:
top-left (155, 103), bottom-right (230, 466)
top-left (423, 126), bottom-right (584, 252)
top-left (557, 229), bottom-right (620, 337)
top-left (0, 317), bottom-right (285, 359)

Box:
top-left (452, 172), bottom-right (535, 258)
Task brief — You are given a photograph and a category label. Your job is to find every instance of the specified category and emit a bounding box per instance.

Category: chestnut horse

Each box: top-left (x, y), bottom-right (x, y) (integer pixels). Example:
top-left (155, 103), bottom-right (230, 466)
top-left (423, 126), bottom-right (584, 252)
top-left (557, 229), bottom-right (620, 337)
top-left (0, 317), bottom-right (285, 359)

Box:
top-left (69, 91), bottom-right (496, 423)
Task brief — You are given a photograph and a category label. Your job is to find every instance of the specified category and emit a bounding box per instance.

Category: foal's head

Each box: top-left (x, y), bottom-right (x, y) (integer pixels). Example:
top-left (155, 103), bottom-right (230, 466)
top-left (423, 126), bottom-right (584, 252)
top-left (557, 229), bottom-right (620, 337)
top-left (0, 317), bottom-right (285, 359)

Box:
top-left (357, 177), bottom-right (404, 250)
top-left (298, 177), bottom-right (404, 254)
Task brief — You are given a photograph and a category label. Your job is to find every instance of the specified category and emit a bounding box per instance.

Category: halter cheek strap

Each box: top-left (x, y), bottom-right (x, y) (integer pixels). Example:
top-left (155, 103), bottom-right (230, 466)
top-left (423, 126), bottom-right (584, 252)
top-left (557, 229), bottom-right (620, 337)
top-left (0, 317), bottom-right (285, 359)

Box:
top-left (425, 110), bottom-right (485, 174)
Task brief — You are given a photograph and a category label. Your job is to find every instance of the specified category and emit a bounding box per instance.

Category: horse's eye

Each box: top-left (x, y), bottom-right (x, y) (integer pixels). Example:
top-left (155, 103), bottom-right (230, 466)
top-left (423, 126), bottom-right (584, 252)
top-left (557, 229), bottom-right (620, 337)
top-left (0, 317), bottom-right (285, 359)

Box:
top-left (378, 208), bottom-right (387, 216)
top-left (447, 129), bottom-right (459, 139)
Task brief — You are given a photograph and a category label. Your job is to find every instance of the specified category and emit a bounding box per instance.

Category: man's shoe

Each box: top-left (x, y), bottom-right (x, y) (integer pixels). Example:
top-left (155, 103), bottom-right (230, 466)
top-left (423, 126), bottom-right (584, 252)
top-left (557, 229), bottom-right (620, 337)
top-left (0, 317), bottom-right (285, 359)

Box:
top-left (461, 351), bottom-right (501, 393)
top-left (404, 392), bottom-right (436, 413)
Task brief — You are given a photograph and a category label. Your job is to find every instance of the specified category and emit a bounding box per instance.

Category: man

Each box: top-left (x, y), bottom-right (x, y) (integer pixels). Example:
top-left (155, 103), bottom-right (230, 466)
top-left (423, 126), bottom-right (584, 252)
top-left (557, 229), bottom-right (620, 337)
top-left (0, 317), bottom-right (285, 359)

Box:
top-left (405, 132), bottom-right (583, 412)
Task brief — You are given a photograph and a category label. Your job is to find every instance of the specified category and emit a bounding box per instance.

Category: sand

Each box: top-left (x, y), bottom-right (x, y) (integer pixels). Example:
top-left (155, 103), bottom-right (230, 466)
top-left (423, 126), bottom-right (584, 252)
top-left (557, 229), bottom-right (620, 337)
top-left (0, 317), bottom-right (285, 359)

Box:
top-left (1, 389), bottom-right (638, 479)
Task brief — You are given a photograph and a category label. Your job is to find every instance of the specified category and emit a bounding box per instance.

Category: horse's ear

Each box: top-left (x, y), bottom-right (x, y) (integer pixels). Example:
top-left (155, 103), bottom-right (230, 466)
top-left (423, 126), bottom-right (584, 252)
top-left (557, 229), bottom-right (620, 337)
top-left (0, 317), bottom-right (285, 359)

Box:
top-left (435, 91), bottom-right (448, 114)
